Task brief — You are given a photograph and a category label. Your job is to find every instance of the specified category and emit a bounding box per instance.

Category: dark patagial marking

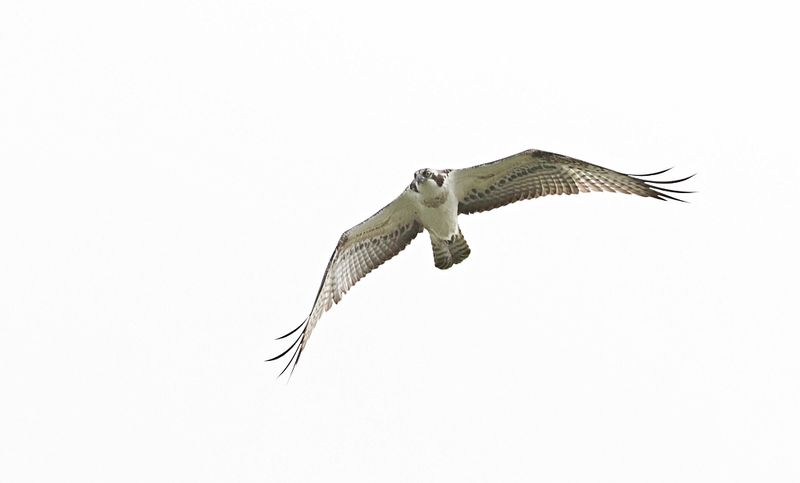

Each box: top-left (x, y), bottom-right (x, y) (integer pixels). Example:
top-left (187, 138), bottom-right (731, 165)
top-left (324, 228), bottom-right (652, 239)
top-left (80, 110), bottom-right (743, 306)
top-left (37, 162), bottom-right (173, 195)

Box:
top-left (432, 169), bottom-right (451, 187)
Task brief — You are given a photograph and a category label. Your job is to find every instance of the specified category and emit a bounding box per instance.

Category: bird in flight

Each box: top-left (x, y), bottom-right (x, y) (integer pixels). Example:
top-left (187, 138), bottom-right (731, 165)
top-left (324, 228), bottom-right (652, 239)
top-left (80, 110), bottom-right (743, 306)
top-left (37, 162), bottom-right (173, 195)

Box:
top-left (269, 149), bottom-right (693, 375)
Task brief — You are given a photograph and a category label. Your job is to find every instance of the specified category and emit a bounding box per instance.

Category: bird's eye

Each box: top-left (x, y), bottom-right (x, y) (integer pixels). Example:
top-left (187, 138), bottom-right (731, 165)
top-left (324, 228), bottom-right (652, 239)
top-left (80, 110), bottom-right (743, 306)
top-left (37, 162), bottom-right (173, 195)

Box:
top-left (424, 169), bottom-right (431, 177)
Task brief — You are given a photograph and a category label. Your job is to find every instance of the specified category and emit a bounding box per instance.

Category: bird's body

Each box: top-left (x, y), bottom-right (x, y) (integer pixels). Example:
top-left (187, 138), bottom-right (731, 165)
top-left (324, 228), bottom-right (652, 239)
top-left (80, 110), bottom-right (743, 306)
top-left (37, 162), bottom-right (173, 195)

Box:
top-left (270, 149), bottom-right (693, 375)
top-left (412, 169), bottom-right (472, 268)
top-left (417, 178), bottom-right (458, 238)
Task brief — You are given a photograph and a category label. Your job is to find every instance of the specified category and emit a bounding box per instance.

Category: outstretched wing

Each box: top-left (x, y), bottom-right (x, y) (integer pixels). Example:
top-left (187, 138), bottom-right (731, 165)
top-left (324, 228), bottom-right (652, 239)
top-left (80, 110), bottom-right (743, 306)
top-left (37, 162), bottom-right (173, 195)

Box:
top-left (452, 149), bottom-right (693, 214)
top-left (269, 191), bottom-right (422, 376)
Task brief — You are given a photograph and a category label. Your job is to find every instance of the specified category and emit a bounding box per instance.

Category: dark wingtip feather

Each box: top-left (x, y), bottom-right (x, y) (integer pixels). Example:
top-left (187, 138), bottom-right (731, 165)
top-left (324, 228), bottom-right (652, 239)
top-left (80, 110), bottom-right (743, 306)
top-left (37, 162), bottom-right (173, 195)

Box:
top-left (287, 347), bottom-right (304, 379)
top-left (628, 167), bottom-right (673, 177)
top-left (629, 170), bottom-right (695, 203)
top-left (267, 322), bottom-right (308, 379)
top-left (275, 319), bottom-right (305, 340)
top-left (654, 191), bottom-right (689, 203)
top-left (643, 173), bottom-right (696, 185)
top-left (266, 331), bottom-right (303, 362)
top-left (278, 337), bottom-right (304, 378)
top-left (650, 186), bottom-right (695, 194)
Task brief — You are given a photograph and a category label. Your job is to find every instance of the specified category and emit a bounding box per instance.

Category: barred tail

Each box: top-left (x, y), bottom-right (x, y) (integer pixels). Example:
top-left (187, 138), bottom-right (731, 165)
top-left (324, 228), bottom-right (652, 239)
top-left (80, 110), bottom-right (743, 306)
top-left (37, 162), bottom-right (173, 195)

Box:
top-left (430, 229), bottom-right (471, 270)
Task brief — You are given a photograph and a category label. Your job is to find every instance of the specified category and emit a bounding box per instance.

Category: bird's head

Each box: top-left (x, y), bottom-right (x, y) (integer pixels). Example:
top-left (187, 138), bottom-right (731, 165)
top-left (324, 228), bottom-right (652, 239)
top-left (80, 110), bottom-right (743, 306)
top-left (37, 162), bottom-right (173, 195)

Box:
top-left (410, 168), bottom-right (448, 192)
top-left (415, 168), bottom-right (434, 183)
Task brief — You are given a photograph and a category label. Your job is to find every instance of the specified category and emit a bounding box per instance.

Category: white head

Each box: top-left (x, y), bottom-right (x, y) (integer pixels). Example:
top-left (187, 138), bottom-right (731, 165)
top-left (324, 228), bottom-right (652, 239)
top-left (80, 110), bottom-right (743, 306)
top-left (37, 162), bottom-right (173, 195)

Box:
top-left (409, 168), bottom-right (449, 193)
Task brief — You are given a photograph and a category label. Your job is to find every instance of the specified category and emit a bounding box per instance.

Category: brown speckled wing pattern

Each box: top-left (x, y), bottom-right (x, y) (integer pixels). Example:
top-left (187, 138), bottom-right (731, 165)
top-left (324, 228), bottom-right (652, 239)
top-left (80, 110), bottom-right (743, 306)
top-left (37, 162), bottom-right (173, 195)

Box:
top-left (454, 150), bottom-right (692, 215)
top-left (269, 193), bottom-right (422, 376)
top-left (271, 149), bottom-right (693, 377)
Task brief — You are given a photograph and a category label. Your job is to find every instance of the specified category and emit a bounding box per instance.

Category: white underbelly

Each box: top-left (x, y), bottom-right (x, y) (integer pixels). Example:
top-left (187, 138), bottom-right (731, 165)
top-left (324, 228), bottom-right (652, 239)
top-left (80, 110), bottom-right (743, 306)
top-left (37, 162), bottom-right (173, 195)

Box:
top-left (418, 195), bottom-right (459, 240)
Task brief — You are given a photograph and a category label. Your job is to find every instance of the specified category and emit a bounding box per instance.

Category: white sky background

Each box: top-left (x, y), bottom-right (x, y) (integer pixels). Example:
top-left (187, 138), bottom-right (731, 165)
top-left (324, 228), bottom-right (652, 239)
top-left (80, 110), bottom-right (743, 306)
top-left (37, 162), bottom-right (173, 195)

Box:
top-left (1, 1), bottom-right (798, 481)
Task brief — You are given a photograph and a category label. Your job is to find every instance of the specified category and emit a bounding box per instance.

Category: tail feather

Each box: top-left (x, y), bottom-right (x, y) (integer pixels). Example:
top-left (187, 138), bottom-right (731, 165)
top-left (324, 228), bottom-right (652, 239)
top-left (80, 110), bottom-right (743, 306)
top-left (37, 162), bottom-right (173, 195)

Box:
top-left (430, 229), bottom-right (471, 270)
top-left (431, 237), bottom-right (454, 269)
top-left (449, 232), bottom-right (471, 265)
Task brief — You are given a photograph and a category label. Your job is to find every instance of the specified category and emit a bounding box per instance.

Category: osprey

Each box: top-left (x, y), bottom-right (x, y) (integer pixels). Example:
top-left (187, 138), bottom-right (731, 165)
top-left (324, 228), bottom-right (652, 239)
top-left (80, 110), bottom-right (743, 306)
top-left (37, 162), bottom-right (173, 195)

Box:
top-left (270, 149), bottom-right (693, 375)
